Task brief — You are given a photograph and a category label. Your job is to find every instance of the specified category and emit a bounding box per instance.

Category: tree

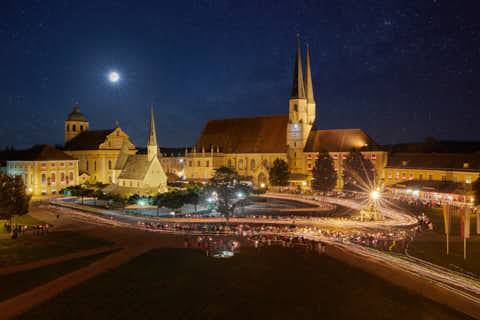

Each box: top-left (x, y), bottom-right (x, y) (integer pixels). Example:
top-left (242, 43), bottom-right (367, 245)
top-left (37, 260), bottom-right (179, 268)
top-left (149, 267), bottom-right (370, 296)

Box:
top-left (185, 189), bottom-right (200, 212)
top-left (0, 172), bottom-right (31, 223)
top-left (157, 191), bottom-right (186, 213)
top-left (473, 177), bottom-right (480, 206)
top-left (268, 158), bottom-right (289, 186)
top-left (311, 150), bottom-right (337, 192)
top-left (343, 149), bottom-right (375, 191)
top-left (208, 166), bottom-right (252, 219)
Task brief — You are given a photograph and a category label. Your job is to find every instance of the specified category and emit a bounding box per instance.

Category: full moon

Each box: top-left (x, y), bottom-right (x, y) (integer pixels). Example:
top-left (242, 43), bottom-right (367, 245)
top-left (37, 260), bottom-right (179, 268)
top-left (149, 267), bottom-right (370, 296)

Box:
top-left (108, 71), bottom-right (120, 83)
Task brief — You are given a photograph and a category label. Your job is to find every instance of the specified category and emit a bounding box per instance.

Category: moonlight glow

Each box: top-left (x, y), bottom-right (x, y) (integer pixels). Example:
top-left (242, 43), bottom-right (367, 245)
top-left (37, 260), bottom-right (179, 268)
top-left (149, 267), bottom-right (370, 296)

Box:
top-left (108, 71), bottom-right (120, 83)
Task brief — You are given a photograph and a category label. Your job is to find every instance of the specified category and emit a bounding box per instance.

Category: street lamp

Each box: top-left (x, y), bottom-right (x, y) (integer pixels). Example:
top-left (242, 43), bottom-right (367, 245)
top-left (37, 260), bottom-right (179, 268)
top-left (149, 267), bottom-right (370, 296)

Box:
top-left (370, 191), bottom-right (380, 200)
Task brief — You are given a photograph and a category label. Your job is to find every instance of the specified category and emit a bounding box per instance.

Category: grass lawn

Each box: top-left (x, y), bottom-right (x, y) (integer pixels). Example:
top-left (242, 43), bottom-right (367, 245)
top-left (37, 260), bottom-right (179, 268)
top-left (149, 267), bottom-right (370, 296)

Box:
top-left (0, 249), bottom-right (118, 302)
top-left (22, 247), bottom-right (472, 320)
top-left (407, 206), bottom-right (480, 276)
top-left (0, 214), bottom-right (46, 234)
top-left (0, 231), bottom-right (112, 267)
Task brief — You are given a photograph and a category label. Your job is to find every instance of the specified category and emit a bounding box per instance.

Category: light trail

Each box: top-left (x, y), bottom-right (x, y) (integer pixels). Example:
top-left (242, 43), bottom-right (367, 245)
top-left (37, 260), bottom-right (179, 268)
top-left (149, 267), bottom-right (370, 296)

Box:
top-left (49, 195), bottom-right (480, 309)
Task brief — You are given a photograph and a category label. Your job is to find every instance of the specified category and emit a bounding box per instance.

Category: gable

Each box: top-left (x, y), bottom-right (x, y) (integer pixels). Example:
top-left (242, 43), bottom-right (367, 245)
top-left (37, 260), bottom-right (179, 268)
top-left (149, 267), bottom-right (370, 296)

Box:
top-left (100, 127), bottom-right (136, 150)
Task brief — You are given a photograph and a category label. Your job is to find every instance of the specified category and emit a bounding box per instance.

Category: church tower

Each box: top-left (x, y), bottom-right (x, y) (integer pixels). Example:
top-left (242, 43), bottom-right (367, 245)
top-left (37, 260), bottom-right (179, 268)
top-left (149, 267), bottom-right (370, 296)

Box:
top-left (287, 38), bottom-right (313, 173)
top-left (147, 104), bottom-right (158, 161)
top-left (65, 101), bottom-right (89, 144)
top-left (304, 44), bottom-right (316, 126)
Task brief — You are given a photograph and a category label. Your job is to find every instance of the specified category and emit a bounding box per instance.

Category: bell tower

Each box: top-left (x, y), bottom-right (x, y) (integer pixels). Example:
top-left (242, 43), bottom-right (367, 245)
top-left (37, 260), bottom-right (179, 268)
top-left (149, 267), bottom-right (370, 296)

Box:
top-left (287, 37), bottom-right (312, 173)
top-left (65, 101), bottom-right (89, 144)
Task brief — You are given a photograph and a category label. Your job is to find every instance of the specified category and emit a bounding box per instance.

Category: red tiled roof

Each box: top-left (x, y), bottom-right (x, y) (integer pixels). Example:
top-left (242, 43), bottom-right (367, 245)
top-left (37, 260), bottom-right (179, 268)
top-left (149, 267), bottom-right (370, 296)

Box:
top-left (10, 145), bottom-right (75, 161)
top-left (64, 129), bottom-right (114, 150)
top-left (385, 153), bottom-right (480, 171)
top-left (304, 129), bottom-right (379, 153)
top-left (195, 115), bottom-right (289, 153)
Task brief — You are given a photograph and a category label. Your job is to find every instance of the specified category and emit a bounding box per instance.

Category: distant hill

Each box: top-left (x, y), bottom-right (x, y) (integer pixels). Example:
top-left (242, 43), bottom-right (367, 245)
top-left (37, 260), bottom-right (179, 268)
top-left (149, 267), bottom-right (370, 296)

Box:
top-left (382, 138), bottom-right (480, 154)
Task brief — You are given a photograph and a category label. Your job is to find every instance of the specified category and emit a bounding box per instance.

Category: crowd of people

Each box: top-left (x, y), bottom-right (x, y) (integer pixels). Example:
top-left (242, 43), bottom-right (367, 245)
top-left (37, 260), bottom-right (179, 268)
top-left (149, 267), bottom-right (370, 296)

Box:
top-left (3, 222), bottom-right (49, 239)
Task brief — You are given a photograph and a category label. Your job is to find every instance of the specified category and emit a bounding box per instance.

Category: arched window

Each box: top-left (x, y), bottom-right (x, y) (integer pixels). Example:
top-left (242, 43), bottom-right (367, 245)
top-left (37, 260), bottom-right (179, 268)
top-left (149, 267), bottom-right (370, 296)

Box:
top-left (80, 125), bottom-right (83, 131)
top-left (66, 124), bottom-right (69, 132)
top-left (294, 104), bottom-right (298, 112)
top-left (41, 174), bottom-right (46, 185)
top-left (251, 159), bottom-right (255, 170)
top-left (69, 172), bottom-right (73, 182)
top-left (238, 159), bottom-right (244, 169)
top-left (262, 160), bottom-right (268, 168)
top-left (61, 172), bottom-right (65, 182)
top-left (86, 160), bottom-right (89, 171)
top-left (51, 173), bottom-right (56, 184)
top-left (72, 124), bottom-right (76, 132)
top-left (108, 160), bottom-right (112, 170)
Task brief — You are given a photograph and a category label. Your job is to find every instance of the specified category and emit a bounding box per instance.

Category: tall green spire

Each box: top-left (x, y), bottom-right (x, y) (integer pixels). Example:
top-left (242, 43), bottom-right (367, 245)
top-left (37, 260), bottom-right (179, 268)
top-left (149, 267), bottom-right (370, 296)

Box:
top-left (304, 43), bottom-right (315, 104)
top-left (291, 36), bottom-right (306, 99)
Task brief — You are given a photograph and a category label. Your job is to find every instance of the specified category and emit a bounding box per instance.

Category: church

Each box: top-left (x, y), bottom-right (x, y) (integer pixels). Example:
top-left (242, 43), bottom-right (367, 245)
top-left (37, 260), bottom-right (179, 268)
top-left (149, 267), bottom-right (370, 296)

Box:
top-left (184, 40), bottom-right (387, 188)
top-left (63, 103), bottom-right (167, 195)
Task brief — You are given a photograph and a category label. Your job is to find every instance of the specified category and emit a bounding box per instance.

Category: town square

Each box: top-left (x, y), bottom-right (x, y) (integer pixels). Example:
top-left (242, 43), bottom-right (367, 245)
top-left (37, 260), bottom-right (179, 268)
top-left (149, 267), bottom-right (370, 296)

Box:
top-left (0, 1), bottom-right (479, 319)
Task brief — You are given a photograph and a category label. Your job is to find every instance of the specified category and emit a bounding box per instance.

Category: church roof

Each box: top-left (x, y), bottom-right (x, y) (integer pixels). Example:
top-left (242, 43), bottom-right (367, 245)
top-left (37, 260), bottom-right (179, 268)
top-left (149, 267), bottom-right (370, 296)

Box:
top-left (64, 129), bottom-right (114, 150)
top-left (117, 154), bottom-right (151, 180)
top-left (303, 129), bottom-right (379, 153)
top-left (67, 106), bottom-right (88, 122)
top-left (10, 145), bottom-right (75, 161)
top-left (195, 115), bottom-right (289, 153)
top-left (385, 153), bottom-right (480, 171)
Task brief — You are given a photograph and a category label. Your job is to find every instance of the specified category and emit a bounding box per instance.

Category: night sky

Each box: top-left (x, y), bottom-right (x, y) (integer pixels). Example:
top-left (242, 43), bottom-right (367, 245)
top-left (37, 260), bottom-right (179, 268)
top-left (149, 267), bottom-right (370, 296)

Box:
top-left (1, 0), bottom-right (479, 149)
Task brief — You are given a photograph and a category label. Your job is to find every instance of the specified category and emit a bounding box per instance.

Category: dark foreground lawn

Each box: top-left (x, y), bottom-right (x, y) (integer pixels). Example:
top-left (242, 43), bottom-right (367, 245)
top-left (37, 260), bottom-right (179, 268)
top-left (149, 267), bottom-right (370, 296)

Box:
top-left (0, 249), bottom-right (117, 302)
top-left (0, 231), bottom-right (112, 267)
top-left (21, 246), bottom-right (472, 320)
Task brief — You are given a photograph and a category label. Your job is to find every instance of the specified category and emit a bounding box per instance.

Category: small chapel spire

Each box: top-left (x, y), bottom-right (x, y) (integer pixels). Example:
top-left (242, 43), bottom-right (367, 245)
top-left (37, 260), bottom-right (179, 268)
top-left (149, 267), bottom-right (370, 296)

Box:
top-left (291, 35), bottom-right (306, 99)
top-left (304, 43), bottom-right (315, 104)
top-left (147, 104), bottom-right (158, 161)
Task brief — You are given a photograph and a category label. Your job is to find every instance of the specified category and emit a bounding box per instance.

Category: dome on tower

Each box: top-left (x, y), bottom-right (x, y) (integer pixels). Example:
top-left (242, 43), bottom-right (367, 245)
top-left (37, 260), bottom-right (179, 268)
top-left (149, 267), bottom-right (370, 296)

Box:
top-left (67, 103), bottom-right (88, 122)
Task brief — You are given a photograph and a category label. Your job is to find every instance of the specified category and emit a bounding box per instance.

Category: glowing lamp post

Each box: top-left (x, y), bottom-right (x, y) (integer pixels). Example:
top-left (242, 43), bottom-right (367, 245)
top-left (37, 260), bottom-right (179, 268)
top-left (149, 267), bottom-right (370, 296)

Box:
top-left (361, 190), bottom-right (382, 221)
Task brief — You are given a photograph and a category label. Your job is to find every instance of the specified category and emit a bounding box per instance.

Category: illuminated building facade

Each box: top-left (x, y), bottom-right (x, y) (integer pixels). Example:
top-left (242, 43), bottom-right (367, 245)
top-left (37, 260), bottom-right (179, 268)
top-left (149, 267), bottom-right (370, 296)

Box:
top-left (6, 145), bottom-right (79, 196)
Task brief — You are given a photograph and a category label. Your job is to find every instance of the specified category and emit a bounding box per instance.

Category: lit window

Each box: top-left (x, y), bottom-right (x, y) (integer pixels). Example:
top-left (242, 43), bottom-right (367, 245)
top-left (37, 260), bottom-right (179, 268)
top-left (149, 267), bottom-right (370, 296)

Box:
top-left (41, 174), bottom-right (46, 185)
top-left (466, 176), bottom-right (471, 184)
top-left (441, 175), bottom-right (447, 181)
top-left (251, 159), bottom-right (255, 169)
top-left (419, 174), bottom-right (423, 181)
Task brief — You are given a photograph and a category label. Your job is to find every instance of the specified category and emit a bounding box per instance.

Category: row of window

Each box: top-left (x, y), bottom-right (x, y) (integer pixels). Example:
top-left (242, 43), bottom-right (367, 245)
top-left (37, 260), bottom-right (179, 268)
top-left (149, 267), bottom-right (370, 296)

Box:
top-left (38, 172), bottom-right (75, 185)
top-left (387, 172), bottom-right (472, 184)
top-left (66, 124), bottom-right (86, 132)
top-left (120, 180), bottom-right (141, 187)
top-left (82, 159), bottom-right (113, 171)
top-left (306, 154), bottom-right (377, 161)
